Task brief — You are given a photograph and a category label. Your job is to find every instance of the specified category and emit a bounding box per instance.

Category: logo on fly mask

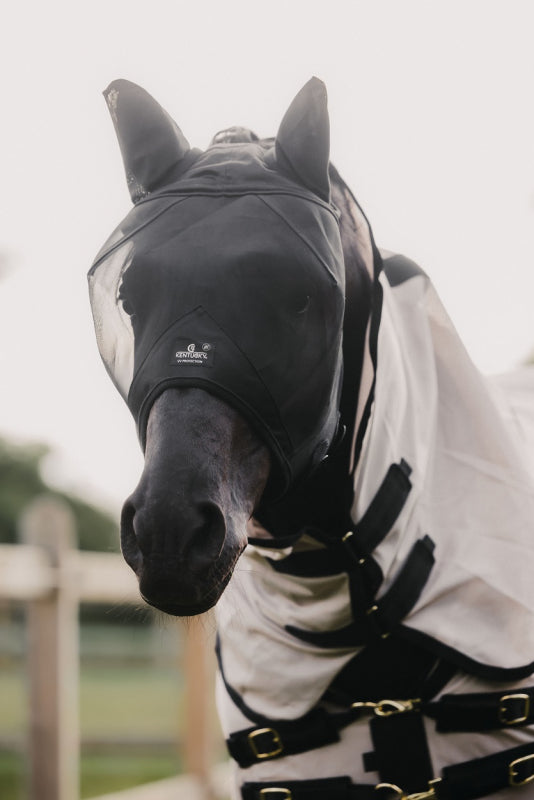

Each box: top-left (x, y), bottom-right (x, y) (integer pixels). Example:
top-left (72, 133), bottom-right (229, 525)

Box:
top-left (171, 340), bottom-right (215, 367)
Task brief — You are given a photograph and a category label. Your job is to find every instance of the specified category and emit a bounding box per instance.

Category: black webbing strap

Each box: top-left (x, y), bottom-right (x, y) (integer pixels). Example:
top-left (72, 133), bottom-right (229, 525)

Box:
top-left (227, 707), bottom-right (357, 767)
top-left (240, 741), bottom-right (534, 800)
top-left (425, 686), bottom-right (534, 732)
top-left (227, 685), bottom-right (534, 769)
top-left (285, 535), bottom-right (435, 647)
top-left (241, 776), bottom-right (377, 800)
top-left (365, 712), bottom-right (433, 793)
top-left (437, 740), bottom-right (534, 800)
top-left (263, 460), bottom-right (412, 581)
top-left (350, 459), bottom-right (412, 554)
top-left (265, 546), bottom-right (358, 577)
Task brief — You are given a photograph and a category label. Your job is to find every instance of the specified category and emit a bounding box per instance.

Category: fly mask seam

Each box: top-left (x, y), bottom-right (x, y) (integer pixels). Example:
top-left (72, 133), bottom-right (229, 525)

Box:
top-left (253, 196), bottom-right (341, 285)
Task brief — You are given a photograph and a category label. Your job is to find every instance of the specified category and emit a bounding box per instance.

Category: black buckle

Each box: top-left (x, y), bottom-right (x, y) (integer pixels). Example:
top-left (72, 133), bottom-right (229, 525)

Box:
top-left (247, 727), bottom-right (283, 760)
top-left (509, 753), bottom-right (534, 786)
top-left (499, 693), bottom-right (530, 725)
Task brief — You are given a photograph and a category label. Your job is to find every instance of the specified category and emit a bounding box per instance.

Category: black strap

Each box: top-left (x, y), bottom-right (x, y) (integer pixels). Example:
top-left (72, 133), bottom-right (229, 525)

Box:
top-left (371, 534), bottom-right (435, 633)
top-left (265, 460), bottom-right (412, 580)
top-left (366, 712), bottom-right (433, 793)
top-left (426, 686), bottom-right (534, 732)
top-left (227, 684), bottom-right (534, 770)
top-left (286, 535), bottom-right (435, 647)
top-left (437, 740), bottom-right (534, 800)
top-left (266, 546), bottom-right (357, 577)
top-left (227, 708), bottom-right (357, 768)
top-left (350, 459), bottom-right (412, 554)
top-left (240, 740), bottom-right (534, 800)
top-left (242, 776), bottom-right (377, 800)
top-left (265, 541), bottom-right (382, 594)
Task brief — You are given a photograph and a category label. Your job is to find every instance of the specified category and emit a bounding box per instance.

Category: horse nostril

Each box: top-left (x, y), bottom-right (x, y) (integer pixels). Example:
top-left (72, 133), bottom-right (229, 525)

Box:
top-left (120, 498), bottom-right (143, 575)
top-left (196, 502), bottom-right (227, 561)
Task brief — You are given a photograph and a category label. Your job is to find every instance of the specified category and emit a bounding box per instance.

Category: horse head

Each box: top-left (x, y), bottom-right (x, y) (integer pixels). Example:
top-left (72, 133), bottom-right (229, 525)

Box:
top-left (89, 79), bottom-right (354, 615)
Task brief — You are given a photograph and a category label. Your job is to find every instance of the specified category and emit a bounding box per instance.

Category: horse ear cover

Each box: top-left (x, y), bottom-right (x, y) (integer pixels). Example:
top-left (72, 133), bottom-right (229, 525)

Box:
top-left (103, 78), bottom-right (191, 203)
top-left (275, 77), bottom-right (331, 202)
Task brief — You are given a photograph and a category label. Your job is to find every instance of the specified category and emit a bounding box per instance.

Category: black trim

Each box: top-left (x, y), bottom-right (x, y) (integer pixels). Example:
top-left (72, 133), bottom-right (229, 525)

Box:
top-left (395, 623), bottom-right (534, 683)
top-left (216, 635), bottom-right (268, 726)
top-left (383, 253), bottom-right (427, 287)
top-left (324, 635), bottom-right (456, 705)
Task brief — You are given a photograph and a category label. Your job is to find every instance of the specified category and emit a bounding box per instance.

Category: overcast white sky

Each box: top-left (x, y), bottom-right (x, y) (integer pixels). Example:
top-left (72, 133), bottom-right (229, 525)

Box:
top-left (0, 0), bottom-right (533, 514)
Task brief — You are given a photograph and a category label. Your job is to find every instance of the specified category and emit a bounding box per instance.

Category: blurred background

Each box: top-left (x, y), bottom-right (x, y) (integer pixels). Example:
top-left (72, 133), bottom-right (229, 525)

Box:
top-left (0, 1), bottom-right (533, 798)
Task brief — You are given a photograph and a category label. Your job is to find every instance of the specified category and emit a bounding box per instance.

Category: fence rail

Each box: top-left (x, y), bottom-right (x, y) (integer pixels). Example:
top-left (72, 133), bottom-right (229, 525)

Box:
top-left (0, 495), bottom-right (223, 800)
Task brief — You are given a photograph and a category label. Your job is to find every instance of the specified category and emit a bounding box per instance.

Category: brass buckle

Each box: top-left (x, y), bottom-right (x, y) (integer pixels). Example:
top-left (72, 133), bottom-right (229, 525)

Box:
top-left (258, 789), bottom-right (292, 799)
top-left (499, 693), bottom-right (530, 725)
top-left (375, 784), bottom-right (404, 798)
top-left (247, 727), bottom-right (283, 760)
top-left (509, 753), bottom-right (534, 786)
top-left (375, 778), bottom-right (441, 799)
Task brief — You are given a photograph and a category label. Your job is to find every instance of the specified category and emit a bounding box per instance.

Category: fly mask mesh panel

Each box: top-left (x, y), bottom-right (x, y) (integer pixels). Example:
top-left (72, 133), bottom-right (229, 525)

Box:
top-left (89, 182), bottom-right (346, 496)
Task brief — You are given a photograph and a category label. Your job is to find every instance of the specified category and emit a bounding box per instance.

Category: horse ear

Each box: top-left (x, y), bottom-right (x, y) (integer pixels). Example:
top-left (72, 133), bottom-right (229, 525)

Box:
top-left (103, 79), bottom-right (191, 203)
top-left (275, 77), bottom-right (331, 202)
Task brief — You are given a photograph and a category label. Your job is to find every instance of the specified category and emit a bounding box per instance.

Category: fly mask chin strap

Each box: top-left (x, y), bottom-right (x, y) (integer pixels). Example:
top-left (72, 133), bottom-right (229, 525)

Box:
top-left (89, 78), bottom-right (347, 498)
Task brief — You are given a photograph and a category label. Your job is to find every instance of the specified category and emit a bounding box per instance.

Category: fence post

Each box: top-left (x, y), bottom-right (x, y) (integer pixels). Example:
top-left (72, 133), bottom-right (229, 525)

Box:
top-left (19, 495), bottom-right (80, 800)
top-left (183, 618), bottom-right (216, 799)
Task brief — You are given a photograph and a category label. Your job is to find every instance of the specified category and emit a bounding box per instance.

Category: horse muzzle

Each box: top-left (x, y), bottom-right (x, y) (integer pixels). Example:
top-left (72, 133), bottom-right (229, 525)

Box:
top-left (120, 496), bottom-right (242, 616)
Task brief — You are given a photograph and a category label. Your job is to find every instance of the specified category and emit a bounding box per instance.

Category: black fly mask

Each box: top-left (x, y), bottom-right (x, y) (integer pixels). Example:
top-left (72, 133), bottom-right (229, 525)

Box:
top-left (89, 79), bottom-right (346, 499)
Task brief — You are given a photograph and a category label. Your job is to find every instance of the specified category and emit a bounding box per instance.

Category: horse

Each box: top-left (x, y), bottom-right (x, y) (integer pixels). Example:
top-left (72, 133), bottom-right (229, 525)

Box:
top-left (88, 78), bottom-right (534, 800)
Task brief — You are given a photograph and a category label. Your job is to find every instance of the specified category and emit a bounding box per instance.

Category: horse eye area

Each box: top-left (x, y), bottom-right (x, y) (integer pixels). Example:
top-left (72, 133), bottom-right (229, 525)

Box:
top-left (117, 282), bottom-right (134, 316)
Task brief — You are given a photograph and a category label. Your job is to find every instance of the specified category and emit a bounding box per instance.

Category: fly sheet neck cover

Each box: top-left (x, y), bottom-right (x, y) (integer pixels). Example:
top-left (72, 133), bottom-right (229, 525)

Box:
top-left (88, 78), bottom-right (345, 498)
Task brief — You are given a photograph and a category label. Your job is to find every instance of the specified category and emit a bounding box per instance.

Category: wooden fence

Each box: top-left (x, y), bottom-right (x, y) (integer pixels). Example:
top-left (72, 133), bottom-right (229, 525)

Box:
top-left (0, 495), bottom-right (228, 800)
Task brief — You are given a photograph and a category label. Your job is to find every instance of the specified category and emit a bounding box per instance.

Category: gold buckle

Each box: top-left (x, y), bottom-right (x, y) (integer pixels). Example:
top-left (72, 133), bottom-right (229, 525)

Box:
top-left (247, 727), bottom-right (283, 760)
top-left (375, 778), bottom-right (441, 799)
top-left (258, 789), bottom-right (292, 799)
top-left (499, 693), bottom-right (530, 725)
top-left (509, 753), bottom-right (534, 786)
